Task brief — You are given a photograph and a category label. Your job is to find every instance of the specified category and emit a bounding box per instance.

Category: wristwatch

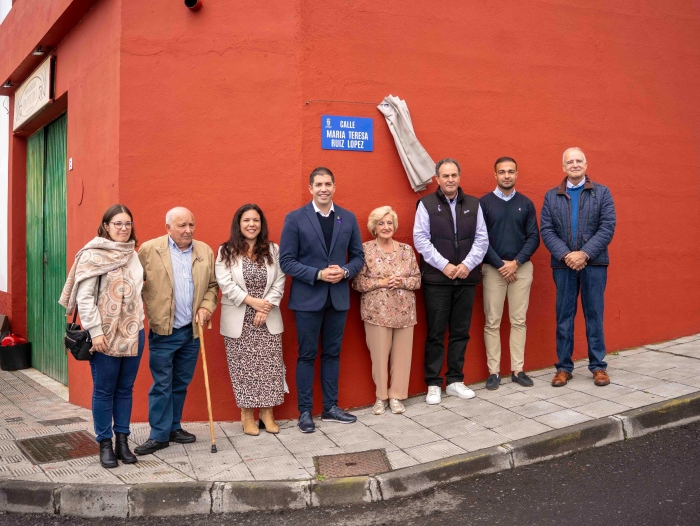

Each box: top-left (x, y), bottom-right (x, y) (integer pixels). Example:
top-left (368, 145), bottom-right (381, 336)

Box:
top-left (343, 268), bottom-right (349, 279)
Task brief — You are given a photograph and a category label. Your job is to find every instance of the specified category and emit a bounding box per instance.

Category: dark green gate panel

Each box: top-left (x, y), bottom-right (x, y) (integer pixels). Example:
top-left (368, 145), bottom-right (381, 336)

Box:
top-left (43, 114), bottom-right (68, 384)
top-left (26, 130), bottom-right (46, 374)
top-left (25, 114), bottom-right (68, 385)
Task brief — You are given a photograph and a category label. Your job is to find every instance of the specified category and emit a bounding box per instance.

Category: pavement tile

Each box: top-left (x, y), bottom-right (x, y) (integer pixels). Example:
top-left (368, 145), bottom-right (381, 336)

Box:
top-left (527, 384), bottom-right (580, 398)
top-left (371, 422), bottom-right (443, 449)
top-left (245, 455), bottom-right (308, 480)
top-left (468, 409), bottom-right (525, 429)
top-left (404, 440), bottom-right (466, 463)
top-left (410, 408), bottom-right (460, 428)
top-left (509, 400), bottom-right (563, 418)
top-left (586, 384), bottom-right (637, 401)
top-left (644, 367), bottom-right (700, 382)
top-left (548, 391), bottom-right (602, 409)
top-left (277, 430), bottom-right (337, 455)
top-left (489, 392), bottom-right (541, 409)
top-left (492, 419), bottom-right (553, 441)
top-left (402, 400), bottom-right (450, 417)
top-left (575, 400), bottom-right (629, 418)
top-left (534, 410), bottom-right (592, 429)
top-left (446, 398), bottom-right (503, 418)
top-left (644, 382), bottom-right (699, 398)
top-left (431, 418), bottom-right (485, 440)
top-left (203, 462), bottom-right (254, 481)
top-left (676, 375), bottom-right (700, 389)
top-left (609, 390), bottom-right (667, 408)
top-left (449, 429), bottom-right (508, 452)
top-left (385, 449), bottom-right (420, 470)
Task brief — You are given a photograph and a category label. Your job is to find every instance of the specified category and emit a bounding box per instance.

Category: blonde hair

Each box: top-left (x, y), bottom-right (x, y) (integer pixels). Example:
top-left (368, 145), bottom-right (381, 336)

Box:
top-left (367, 206), bottom-right (398, 236)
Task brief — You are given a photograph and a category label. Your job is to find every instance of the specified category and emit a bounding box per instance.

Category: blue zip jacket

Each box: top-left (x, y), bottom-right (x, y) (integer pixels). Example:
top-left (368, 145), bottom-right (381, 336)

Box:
top-left (540, 174), bottom-right (616, 268)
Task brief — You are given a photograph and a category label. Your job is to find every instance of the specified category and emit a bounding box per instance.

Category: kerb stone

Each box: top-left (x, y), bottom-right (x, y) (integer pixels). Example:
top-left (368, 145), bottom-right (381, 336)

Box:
top-left (376, 445), bottom-right (511, 500)
top-left (510, 416), bottom-right (623, 467)
top-left (616, 392), bottom-right (700, 438)
top-left (60, 484), bottom-right (128, 518)
top-left (0, 480), bottom-right (57, 514)
top-left (128, 482), bottom-right (212, 516)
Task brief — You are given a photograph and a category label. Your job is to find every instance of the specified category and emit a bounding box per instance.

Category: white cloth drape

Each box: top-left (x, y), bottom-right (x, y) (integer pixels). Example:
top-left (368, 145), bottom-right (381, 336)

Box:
top-left (377, 95), bottom-right (434, 192)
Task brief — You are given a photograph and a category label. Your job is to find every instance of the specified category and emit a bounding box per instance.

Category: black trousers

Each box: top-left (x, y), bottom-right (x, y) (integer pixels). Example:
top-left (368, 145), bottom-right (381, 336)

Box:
top-left (423, 284), bottom-right (476, 387)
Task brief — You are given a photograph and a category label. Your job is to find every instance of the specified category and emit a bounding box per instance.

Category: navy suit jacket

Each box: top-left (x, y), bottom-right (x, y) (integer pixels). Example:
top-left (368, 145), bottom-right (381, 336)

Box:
top-left (280, 202), bottom-right (365, 312)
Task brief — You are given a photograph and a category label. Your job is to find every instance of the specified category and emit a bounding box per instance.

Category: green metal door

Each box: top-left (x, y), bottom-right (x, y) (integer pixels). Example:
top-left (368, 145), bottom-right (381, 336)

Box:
top-left (26, 114), bottom-right (68, 385)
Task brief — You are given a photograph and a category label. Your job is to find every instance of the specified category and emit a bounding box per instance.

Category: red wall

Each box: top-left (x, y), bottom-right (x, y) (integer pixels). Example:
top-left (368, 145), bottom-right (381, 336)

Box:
top-left (3, 0), bottom-right (700, 421)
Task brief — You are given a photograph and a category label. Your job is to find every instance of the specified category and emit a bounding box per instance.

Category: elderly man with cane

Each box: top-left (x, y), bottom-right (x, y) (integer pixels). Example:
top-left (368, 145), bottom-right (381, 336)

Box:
top-left (134, 207), bottom-right (219, 455)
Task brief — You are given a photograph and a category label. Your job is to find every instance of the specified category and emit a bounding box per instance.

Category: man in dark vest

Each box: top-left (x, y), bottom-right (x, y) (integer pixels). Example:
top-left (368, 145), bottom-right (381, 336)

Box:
top-left (413, 158), bottom-right (489, 405)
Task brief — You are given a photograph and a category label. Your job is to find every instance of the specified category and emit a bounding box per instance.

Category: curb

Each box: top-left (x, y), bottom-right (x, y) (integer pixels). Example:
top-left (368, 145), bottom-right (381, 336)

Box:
top-left (2, 391), bottom-right (699, 517)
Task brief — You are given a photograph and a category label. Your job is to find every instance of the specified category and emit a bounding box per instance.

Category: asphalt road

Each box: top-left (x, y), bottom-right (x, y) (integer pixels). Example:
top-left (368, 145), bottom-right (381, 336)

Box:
top-left (3, 420), bottom-right (699, 526)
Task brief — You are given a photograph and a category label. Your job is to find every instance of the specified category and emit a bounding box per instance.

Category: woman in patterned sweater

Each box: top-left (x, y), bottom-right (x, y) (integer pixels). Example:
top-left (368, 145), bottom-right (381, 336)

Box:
top-left (353, 206), bottom-right (421, 415)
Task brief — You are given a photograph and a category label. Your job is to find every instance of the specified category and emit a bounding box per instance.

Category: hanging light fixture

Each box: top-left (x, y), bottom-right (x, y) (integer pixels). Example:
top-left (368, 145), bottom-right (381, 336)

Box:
top-left (1, 80), bottom-right (12, 88)
top-left (32, 46), bottom-right (46, 56)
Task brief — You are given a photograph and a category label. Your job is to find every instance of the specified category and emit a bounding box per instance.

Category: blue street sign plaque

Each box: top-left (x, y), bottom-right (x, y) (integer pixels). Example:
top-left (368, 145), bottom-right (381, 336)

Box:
top-left (321, 115), bottom-right (374, 152)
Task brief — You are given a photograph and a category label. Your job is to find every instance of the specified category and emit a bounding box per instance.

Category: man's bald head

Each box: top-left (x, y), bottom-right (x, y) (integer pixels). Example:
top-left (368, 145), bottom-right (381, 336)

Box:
top-left (165, 207), bottom-right (196, 250)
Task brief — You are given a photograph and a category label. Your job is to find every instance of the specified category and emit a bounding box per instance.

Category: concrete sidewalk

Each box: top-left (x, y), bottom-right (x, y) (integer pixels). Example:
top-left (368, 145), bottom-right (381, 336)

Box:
top-left (0, 333), bottom-right (700, 516)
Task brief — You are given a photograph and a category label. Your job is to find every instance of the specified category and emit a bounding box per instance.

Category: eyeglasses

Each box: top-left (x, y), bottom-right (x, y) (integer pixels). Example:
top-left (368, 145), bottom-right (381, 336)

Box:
top-left (109, 221), bottom-right (134, 229)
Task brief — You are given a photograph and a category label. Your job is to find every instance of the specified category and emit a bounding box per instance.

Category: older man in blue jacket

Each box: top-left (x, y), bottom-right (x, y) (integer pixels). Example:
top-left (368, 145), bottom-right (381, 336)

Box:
top-left (280, 167), bottom-right (365, 433)
top-left (540, 148), bottom-right (616, 388)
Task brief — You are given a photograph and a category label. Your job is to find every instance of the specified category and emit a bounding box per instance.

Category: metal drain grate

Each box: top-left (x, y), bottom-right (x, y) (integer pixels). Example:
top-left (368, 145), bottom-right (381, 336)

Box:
top-left (37, 417), bottom-right (87, 427)
top-left (315, 449), bottom-right (391, 478)
top-left (15, 431), bottom-right (99, 464)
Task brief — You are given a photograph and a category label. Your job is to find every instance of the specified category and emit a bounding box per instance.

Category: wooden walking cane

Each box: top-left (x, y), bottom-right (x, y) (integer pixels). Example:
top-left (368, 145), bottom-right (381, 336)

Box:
top-left (198, 322), bottom-right (217, 453)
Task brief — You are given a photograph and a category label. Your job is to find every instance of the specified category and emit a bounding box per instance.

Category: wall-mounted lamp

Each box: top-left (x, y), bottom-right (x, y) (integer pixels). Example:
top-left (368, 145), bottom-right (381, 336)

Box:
top-left (32, 46), bottom-right (46, 56)
top-left (184, 0), bottom-right (203, 12)
top-left (2, 80), bottom-right (12, 88)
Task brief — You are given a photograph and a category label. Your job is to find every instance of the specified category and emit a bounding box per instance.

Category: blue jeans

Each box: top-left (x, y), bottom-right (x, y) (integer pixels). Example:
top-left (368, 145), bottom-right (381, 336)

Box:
top-left (294, 297), bottom-right (348, 414)
top-left (553, 266), bottom-right (608, 373)
top-left (90, 329), bottom-right (145, 442)
top-left (147, 326), bottom-right (200, 442)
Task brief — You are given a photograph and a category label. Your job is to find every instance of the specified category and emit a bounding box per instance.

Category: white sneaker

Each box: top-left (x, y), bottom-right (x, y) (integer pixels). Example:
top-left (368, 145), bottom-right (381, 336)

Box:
top-left (425, 386), bottom-right (442, 405)
top-left (446, 382), bottom-right (476, 399)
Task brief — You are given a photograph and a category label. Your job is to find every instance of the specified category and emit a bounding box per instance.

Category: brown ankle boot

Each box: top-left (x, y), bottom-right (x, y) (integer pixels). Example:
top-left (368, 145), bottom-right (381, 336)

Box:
top-left (259, 407), bottom-right (279, 434)
top-left (240, 408), bottom-right (259, 436)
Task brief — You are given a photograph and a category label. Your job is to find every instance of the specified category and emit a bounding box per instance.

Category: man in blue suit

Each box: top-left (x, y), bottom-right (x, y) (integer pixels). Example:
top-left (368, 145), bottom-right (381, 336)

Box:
top-left (280, 167), bottom-right (365, 433)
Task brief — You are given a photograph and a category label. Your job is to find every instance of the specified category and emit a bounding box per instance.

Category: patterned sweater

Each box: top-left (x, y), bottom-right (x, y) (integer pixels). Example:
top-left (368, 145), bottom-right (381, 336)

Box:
top-left (352, 241), bottom-right (421, 328)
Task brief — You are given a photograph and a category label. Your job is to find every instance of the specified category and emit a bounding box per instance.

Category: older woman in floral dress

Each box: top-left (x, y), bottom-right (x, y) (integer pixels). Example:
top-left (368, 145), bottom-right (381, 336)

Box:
top-left (353, 206), bottom-right (421, 415)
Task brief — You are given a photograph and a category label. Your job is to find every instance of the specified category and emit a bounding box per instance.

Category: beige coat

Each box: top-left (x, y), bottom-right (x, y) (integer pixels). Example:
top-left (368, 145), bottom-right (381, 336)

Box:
top-left (138, 235), bottom-right (218, 337)
top-left (215, 244), bottom-right (285, 339)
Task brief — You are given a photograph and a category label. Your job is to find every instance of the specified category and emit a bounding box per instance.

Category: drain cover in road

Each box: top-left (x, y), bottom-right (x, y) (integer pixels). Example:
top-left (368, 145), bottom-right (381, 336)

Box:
top-left (15, 431), bottom-right (99, 464)
top-left (315, 449), bottom-right (391, 478)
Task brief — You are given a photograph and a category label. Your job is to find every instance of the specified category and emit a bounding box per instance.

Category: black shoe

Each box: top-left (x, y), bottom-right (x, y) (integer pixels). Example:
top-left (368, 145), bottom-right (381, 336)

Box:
top-left (134, 438), bottom-right (169, 456)
top-left (511, 371), bottom-right (534, 387)
top-left (321, 405), bottom-right (357, 424)
top-left (114, 433), bottom-right (137, 464)
top-left (99, 439), bottom-right (118, 468)
top-left (485, 374), bottom-right (501, 390)
top-left (169, 429), bottom-right (196, 444)
top-left (298, 411), bottom-right (315, 433)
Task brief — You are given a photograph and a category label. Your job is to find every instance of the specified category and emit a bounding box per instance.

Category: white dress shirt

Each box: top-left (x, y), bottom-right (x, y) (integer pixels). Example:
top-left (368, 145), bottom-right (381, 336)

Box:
top-left (312, 200), bottom-right (335, 217)
top-left (493, 187), bottom-right (517, 201)
top-left (413, 195), bottom-right (489, 272)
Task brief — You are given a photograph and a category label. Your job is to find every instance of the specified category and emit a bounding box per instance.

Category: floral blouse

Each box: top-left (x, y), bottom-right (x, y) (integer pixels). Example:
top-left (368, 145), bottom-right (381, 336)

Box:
top-left (352, 241), bottom-right (421, 328)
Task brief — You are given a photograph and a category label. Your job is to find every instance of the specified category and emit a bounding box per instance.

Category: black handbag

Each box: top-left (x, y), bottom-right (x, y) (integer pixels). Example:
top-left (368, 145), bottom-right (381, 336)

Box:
top-left (64, 277), bottom-right (101, 361)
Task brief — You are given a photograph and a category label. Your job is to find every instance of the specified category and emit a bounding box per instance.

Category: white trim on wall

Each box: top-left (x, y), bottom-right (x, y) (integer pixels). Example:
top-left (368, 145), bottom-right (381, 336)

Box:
top-left (0, 0), bottom-right (12, 293)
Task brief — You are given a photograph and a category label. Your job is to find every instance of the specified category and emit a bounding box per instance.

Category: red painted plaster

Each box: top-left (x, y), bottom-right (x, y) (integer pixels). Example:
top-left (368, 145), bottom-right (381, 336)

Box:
top-left (2, 0), bottom-right (699, 421)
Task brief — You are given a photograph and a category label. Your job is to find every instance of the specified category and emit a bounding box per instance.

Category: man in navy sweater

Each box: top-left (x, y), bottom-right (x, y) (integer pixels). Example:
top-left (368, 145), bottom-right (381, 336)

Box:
top-left (480, 157), bottom-right (540, 390)
top-left (540, 148), bottom-right (616, 388)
